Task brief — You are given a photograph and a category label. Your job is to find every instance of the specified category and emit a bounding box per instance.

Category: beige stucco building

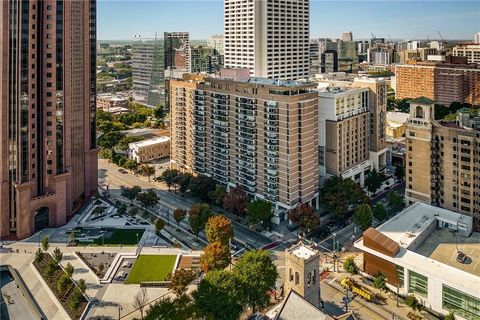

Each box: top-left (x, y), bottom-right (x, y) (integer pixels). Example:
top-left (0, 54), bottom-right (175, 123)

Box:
top-left (405, 97), bottom-right (480, 229)
top-left (170, 71), bottom-right (319, 223)
top-left (128, 136), bottom-right (170, 163)
top-left (452, 43), bottom-right (480, 64)
top-left (386, 112), bottom-right (410, 141)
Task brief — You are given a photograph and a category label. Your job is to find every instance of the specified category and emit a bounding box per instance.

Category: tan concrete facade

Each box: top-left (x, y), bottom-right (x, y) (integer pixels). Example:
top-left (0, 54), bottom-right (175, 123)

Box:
top-left (0, 0), bottom-right (98, 239)
top-left (170, 74), bottom-right (319, 217)
top-left (405, 99), bottom-right (480, 229)
top-left (395, 60), bottom-right (480, 105)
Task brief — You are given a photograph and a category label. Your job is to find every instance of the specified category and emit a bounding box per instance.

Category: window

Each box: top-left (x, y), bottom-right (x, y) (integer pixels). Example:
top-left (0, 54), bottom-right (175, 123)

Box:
top-left (442, 285), bottom-right (480, 320)
top-left (408, 270), bottom-right (428, 297)
top-left (295, 272), bottom-right (299, 285)
top-left (396, 265), bottom-right (404, 288)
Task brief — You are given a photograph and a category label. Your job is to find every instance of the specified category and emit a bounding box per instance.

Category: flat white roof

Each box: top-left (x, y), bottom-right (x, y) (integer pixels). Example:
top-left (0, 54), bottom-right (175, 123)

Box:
top-left (375, 202), bottom-right (472, 249)
top-left (129, 136), bottom-right (170, 149)
top-left (387, 112), bottom-right (410, 124)
top-left (290, 245), bottom-right (317, 260)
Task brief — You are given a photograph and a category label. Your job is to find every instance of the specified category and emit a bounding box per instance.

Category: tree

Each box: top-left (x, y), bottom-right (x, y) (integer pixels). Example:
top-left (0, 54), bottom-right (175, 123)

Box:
top-left (128, 207), bottom-right (139, 217)
top-left (288, 203), bottom-right (320, 233)
top-left (65, 262), bottom-right (75, 277)
top-left (154, 105), bottom-right (166, 122)
top-left (233, 250), bottom-right (278, 313)
top-left (133, 287), bottom-right (149, 320)
top-left (68, 288), bottom-right (83, 311)
top-left (166, 269), bottom-right (198, 296)
top-left (205, 215), bottom-right (233, 245)
top-left (320, 176), bottom-right (368, 217)
top-left (69, 231), bottom-right (76, 245)
top-left (194, 270), bottom-right (244, 320)
top-left (136, 190), bottom-right (159, 208)
top-left (373, 202), bottom-right (388, 222)
top-left (353, 204), bottom-right (373, 231)
top-left (173, 208), bottom-right (187, 229)
top-left (56, 272), bottom-right (72, 294)
top-left (159, 169), bottom-right (179, 191)
top-left (97, 131), bottom-right (124, 149)
top-left (155, 218), bottom-right (165, 234)
top-left (117, 203), bottom-right (127, 216)
top-left (405, 294), bottom-right (421, 315)
top-left (208, 185), bottom-right (226, 206)
top-left (223, 186), bottom-right (248, 219)
top-left (188, 175), bottom-right (216, 201)
top-left (77, 279), bottom-right (87, 294)
top-left (146, 294), bottom-right (197, 320)
top-left (141, 165), bottom-right (155, 182)
top-left (124, 159), bottom-right (139, 172)
top-left (44, 259), bottom-right (58, 278)
top-left (365, 169), bottom-right (383, 195)
top-left (97, 263), bottom-right (105, 275)
top-left (388, 192), bottom-right (405, 215)
top-left (200, 242), bottom-right (231, 272)
top-left (53, 247), bottom-right (63, 263)
top-left (246, 199), bottom-right (273, 227)
top-left (41, 236), bottom-right (50, 252)
top-left (174, 173), bottom-right (193, 194)
top-left (121, 185), bottom-right (142, 204)
top-left (373, 273), bottom-right (387, 291)
top-left (34, 248), bottom-right (44, 264)
top-left (188, 203), bottom-right (212, 239)
top-left (444, 312), bottom-right (456, 320)
top-left (395, 165), bottom-right (405, 181)
top-left (343, 256), bottom-right (359, 274)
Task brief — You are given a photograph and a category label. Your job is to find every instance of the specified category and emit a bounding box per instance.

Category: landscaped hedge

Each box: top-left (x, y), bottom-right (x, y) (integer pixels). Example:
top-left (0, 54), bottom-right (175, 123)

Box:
top-left (33, 253), bottom-right (87, 319)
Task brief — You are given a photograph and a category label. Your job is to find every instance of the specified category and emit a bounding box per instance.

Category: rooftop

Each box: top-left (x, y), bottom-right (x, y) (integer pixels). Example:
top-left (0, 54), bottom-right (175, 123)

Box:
top-left (274, 290), bottom-right (332, 320)
top-left (408, 96), bottom-right (435, 105)
top-left (387, 112), bottom-right (410, 124)
top-left (288, 244), bottom-right (318, 260)
top-left (247, 77), bottom-right (312, 88)
top-left (128, 136), bottom-right (170, 149)
top-left (355, 203), bottom-right (480, 297)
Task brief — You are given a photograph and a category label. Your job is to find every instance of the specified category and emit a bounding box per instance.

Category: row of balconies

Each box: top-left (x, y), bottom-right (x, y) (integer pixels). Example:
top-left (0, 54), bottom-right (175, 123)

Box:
top-left (236, 165), bottom-right (256, 176)
top-left (236, 120), bottom-right (256, 129)
top-left (235, 142), bottom-right (255, 151)
top-left (237, 109), bottom-right (256, 117)
top-left (236, 159), bottom-right (256, 169)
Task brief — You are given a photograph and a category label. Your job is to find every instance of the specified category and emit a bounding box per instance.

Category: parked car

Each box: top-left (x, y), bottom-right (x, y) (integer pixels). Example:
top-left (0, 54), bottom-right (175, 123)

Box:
top-left (456, 251), bottom-right (468, 264)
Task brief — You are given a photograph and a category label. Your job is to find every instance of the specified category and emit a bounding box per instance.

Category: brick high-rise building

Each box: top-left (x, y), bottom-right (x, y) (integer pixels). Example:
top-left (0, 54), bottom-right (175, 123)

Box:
top-left (0, 0), bottom-right (98, 239)
top-left (170, 70), bottom-right (319, 223)
top-left (224, 0), bottom-right (310, 80)
top-left (405, 97), bottom-right (480, 229)
top-left (395, 59), bottom-right (480, 105)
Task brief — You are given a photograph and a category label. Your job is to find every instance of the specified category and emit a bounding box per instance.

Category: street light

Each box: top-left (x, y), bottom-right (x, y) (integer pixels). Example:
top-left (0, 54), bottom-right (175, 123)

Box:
top-left (118, 305), bottom-right (122, 319)
top-left (136, 233), bottom-right (139, 246)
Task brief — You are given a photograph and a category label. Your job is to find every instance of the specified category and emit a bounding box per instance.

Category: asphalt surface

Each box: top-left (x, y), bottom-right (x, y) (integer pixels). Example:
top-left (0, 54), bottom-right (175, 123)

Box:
top-left (0, 271), bottom-right (36, 320)
top-left (99, 160), bottom-right (272, 249)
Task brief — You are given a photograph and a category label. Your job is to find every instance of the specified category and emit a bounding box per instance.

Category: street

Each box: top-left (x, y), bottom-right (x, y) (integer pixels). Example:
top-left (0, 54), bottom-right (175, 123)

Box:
top-left (99, 159), bottom-right (272, 249)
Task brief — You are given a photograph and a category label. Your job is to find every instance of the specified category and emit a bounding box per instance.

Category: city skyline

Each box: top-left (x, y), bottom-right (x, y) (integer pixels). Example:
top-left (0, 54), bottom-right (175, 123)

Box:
top-left (98, 0), bottom-right (480, 40)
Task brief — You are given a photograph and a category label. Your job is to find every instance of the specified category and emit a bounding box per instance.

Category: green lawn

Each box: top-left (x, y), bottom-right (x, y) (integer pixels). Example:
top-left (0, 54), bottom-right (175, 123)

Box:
top-left (77, 228), bottom-right (145, 246)
top-left (126, 255), bottom-right (177, 284)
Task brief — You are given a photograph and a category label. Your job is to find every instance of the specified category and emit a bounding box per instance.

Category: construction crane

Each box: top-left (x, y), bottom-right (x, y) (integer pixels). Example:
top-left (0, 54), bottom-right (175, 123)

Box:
top-left (388, 34), bottom-right (393, 43)
top-left (437, 30), bottom-right (445, 42)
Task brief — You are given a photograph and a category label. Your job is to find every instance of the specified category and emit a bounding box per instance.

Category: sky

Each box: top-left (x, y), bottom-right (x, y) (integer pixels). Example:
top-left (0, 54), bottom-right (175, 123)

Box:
top-left (98, 0), bottom-right (480, 41)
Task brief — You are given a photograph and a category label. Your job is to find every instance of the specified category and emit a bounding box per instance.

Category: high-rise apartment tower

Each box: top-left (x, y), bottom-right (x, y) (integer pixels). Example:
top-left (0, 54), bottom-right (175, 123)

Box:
top-left (0, 0), bottom-right (98, 239)
top-left (224, 0), bottom-right (310, 80)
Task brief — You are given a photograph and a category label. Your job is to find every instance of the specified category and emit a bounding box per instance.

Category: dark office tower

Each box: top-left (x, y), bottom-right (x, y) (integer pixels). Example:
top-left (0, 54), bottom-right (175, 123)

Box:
top-left (0, 0), bottom-right (98, 239)
top-left (338, 40), bottom-right (359, 73)
top-left (320, 50), bottom-right (338, 73)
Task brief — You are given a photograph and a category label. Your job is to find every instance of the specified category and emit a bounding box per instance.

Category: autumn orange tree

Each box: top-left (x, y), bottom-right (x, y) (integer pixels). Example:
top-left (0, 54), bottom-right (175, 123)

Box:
top-left (200, 242), bottom-right (231, 272)
top-left (205, 215), bottom-right (233, 245)
top-left (173, 208), bottom-right (187, 229)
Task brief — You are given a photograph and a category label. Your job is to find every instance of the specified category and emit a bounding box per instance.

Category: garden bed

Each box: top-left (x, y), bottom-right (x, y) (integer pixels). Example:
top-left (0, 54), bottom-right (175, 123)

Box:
top-left (75, 228), bottom-right (145, 246)
top-left (33, 253), bottom-right (87, 320)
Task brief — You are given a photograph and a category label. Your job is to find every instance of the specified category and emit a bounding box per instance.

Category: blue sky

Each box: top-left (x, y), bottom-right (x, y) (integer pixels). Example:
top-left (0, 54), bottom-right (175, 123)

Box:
top-left (98, 0), bottom-right (480, 40)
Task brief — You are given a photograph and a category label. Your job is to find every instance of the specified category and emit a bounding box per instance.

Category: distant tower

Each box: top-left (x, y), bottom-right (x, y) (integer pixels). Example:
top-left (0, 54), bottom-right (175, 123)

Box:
top-left (475, 32), bottom-right (480, 43)
top-left (342, 31), bottom-right (353, 42)
top-left (284, 244), bottom-right (321, 308)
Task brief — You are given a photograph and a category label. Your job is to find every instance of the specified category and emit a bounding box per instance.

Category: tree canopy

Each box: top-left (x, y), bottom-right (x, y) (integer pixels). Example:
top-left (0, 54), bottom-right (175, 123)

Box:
top-left (188, 203), bottom-right (212, 238)
top-left (246, 199), bottom-right (273, 227)
top-left (205, 215), bottom-right (233, 245)
top-left (200, 242), bottom-right (231, 272)
top-left (353, 203), bottom-right (373, 231)
top-left (223, 186), bottom-right (248, 219)
top-left (320, 176), bottom-right (368, 217)
top-left (288, 203), bottom-right (320, 232)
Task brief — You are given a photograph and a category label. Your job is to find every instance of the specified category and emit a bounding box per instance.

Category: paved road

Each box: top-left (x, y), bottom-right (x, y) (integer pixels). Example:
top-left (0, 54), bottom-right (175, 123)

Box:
top-left (0, 271), bottom-right (36, 320)
top-left (99, 160), bottom-right (272, 249)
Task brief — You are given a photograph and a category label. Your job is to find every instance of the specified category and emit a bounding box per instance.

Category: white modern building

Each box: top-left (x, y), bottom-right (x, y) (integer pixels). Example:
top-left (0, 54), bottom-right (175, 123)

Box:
top-left (355, 203), bottom-right (480, 320)
top-left (224, 0), bottom-right (310, 80)
top-left (128, 136), bottom-right (170, 163)
top-left (474, 32), bottom-right (480, 44)
top-left (208, 34), bottom-right (224, 55)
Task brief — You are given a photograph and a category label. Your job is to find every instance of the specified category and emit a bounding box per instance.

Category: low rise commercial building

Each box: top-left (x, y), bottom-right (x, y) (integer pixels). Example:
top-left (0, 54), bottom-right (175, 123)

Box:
top-left (128, 136), bottom-right (170, 163)
top-left (96, 94), bottom-right (129, 114)
top-left (386, 112), bottom-right (410, 141)
top-left (355, 202), bottom-right (479, 320)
